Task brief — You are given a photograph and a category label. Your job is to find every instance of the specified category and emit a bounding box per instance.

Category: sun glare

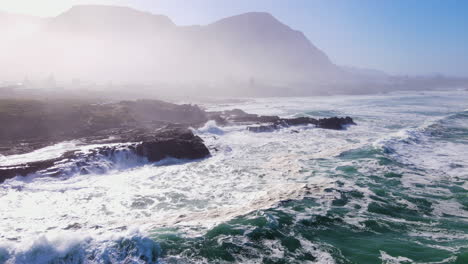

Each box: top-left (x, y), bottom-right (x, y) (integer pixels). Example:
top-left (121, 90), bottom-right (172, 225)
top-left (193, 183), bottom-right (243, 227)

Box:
top-left (0, 0), bottom-right (75, 16)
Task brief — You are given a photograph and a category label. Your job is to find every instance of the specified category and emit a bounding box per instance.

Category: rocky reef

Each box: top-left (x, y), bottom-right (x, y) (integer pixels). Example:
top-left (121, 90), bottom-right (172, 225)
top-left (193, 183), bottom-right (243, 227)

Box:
top-left (207, 108), bottom-right (356, 132)
top-left (0, 126), bottom-right (209, 183)
top-left (0, 99), bottom-right (207, 154)
top-left (0, 99), bottom-right (356, 182)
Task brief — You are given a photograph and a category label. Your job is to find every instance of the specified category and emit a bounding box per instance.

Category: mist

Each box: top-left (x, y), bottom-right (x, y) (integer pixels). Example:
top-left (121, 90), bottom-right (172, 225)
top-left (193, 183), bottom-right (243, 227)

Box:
top-left (1, 5), bottom-right (467, 99)
top-left (1, 3), bottom-right (468, 263)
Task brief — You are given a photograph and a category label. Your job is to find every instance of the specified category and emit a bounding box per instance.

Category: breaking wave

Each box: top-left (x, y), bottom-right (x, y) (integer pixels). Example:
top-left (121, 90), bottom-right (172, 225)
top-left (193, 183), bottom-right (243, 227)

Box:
top-left (1, 90), bottom-right (468, 263)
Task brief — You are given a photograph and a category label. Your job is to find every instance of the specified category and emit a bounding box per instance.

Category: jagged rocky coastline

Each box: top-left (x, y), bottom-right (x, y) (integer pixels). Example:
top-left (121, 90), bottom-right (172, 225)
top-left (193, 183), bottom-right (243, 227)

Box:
top-left (206, 108), bottom-right (356, 131)
top-left (0, 99), bottom-right (355, 182)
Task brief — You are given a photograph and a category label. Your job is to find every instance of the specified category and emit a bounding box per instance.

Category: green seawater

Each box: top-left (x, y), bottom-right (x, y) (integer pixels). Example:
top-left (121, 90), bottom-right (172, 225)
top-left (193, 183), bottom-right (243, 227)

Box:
top-left (146, 93), bottom-right (468, 263)
top-left (1, 91), bottom-right (467, 264)
top-left (148, 146), bottom-right (467, 263)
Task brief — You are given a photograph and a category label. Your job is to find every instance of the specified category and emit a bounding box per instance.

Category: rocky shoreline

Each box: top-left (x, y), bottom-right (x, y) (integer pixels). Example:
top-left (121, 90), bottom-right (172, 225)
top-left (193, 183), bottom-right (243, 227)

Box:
top-left (0, 126), bottom-right (210, 183)
top-left (0, 99), bottom-right (356, 182)
top-left (206, 108), bottom-right (355, 132)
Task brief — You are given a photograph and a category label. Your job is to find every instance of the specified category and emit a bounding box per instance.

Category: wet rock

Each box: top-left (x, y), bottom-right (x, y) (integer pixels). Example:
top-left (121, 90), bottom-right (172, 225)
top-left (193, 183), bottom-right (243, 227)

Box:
top-left (246, 116), bottom-right (355, 132)
top-left (247, 124), bottom-right (280, 133)
top-left (0, 127), bottom-right (210, 183)
top-left (282, 117), bottom-right (318, 126)
top-left (208, 108), bottom-right (355, 131)
top-left (0, 99), bottom-right (208, 155)
top-left (134, 127), bottom-right (210, 162)
top-left (207, 109), bottom-right (280, 124)
top-left (0, 151), bottom-right (77, 182)
top-left (317, 116), bottom-right (356, 130)
top-left (64, 223), bottom-right (82, 230)
top-left (0, 98), bottom-right (355, 183)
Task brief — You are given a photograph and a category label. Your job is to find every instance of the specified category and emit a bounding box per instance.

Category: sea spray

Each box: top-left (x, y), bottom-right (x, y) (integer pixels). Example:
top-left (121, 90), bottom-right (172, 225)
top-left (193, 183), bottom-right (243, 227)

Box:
top-left (1, 90), bottom-right (467, 263)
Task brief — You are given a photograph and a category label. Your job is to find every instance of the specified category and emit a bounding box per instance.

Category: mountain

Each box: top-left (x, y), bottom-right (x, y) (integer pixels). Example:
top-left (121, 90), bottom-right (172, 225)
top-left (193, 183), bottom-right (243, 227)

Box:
top-left (201, 12), bottom-right (339, 82)
top-left (49, 5), bottom-right (174, 35)
top-left (2, 5), bottom-right (465, 96)
top-left (0, 5), bottom-right (346, 90)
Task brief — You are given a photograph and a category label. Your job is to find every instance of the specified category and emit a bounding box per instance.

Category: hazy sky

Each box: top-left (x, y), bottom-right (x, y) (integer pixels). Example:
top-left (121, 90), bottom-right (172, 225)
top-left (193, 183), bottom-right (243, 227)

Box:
top-left (1, 0), bottom-right (467, 77)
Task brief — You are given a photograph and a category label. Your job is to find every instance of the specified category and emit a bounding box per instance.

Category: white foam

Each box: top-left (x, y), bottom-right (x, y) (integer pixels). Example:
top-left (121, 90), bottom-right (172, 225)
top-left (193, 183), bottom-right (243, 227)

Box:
top-left (195, 120), bottom-right (225, 135)
top-left (380, 250), bottom-right (457, 264)
top-left (1, 229), bottom-right (159, 264)
top-left (0, 141), bottom-right (79, 166)
top-left (0, 117), bottom-right (361, 260)
top-left (1, 91), bottom-right (468, 262)
top-left (379, 250), bottom-right (414, 264)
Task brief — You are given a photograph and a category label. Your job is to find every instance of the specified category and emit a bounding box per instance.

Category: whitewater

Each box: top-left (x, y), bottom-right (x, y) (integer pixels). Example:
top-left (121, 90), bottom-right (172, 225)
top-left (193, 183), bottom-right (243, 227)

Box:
top-left (0, 90), bottom-right (467, 263)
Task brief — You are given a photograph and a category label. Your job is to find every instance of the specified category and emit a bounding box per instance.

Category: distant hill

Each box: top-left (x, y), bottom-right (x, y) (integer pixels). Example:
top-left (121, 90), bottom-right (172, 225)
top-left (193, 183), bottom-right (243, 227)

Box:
top-left (1, 5), bottom-right (466, 96)
top-left (0, 6), bottom-right (341, 83)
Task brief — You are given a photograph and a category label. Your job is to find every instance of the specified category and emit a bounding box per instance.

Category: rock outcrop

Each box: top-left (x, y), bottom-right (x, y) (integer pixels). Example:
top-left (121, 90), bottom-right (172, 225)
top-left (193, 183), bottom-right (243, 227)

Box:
top-left (0, 127), bottom-right (210, 183)
top-left (317, 116), bottom-right (356, 130)
top-left (0, 99), bottom-right (208, 155)
top-left (133, 127), bottom-right (210, 162)
top-left (0, 151), bottom-right (77, 181)
top-left (207, 109), bottom-right (356, 132)
top-left (0, 98), bottom-right (356, 183)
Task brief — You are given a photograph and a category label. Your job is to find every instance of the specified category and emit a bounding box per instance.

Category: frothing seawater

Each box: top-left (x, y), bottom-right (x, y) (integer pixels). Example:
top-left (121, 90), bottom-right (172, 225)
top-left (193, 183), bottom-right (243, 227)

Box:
top-left (1, 90), bottom-right (467, 263)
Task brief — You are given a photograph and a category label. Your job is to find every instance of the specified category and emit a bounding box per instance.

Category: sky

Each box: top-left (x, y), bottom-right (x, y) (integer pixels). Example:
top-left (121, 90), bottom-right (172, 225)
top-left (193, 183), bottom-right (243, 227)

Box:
top-left (1, 0), bottom-right (467, 77)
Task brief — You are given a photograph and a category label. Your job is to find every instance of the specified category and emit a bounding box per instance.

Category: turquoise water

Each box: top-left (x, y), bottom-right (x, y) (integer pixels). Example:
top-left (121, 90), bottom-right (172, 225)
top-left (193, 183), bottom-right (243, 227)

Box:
top-left (0, 90), bottom-right (467, 263)
top-left (154, 100), bottom-right (468, 263)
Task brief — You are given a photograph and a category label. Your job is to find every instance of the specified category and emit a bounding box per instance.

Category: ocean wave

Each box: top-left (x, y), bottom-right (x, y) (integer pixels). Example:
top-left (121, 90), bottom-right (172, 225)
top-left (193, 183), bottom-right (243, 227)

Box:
top-left (0, 127), bottom-right (339, 259)
top-left (194, 120), bottom-right (225, 135)
top-left (0, 231), bottom-right (161, 264)
top-left (372, 115), bottom-right (446, 151)
top-left (2, 143), bottom-right (149, 183)
top-left (2, 93), bottom-right (468, 263)
top-left (380, 250), bottom-right (457, 264)
top-left (371, 111), bottom-right (468, 179)
top-left (372, 108), bottom-right (468, 153)
top-left (0, 141), bottom-right (79, 167)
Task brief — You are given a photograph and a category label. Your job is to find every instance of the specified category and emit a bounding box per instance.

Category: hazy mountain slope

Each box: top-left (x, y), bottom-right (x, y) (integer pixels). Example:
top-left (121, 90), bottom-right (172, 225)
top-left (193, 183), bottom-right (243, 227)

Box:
top-left (0, 5), bottom-right (346, 87)
top-left (49, 5), bottom-right (175, 34)
top-left (0, 11), bottom-right (43, 36)
top-left (201, 12), bottom-right (339, 82)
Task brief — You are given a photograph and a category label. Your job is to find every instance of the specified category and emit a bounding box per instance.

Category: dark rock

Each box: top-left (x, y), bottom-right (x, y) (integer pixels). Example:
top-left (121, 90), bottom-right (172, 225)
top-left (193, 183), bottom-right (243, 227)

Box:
top-left (282, 117), bottom-right (318, 126)
top-left (229, 113), bottom-right (263, 123)
top-left (206, 107), bottom-right (355, 131)
top-left (0, 127), bottom-right (210, 183)
top-left (0, 99), bottom-right (209, 153)
top-left (224, 109), bottom-right (248, 116)
top-left (0, 98), bottom-right (355, 183)
top-left (0, 151), bottom-right (77, 182)
top-left (258, 115), bottom-right (281, 123)
top-left (63, 223), bottom-right (82, 230)
top-left (208, 109), bottom-right (281, 124)
top-left (120, 99), bottom-right (207, 125)
top-left (317, 116), bottom-right (356, 130)
top-left (246, 115), bottom-right (355, 132)
top-left (247, 123), bottom-right (279, 133)
top-left (233, 114), bottom-right (280, 123)
top-left (135, 127), bottom-right (210, 162)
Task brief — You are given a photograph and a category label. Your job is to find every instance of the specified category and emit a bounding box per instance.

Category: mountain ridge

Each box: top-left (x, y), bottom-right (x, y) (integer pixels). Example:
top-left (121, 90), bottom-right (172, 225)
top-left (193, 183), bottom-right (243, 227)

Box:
top-left (1, 5), bottom-right (343, 88)
top-left (2, 5), bottom-right (465, 96)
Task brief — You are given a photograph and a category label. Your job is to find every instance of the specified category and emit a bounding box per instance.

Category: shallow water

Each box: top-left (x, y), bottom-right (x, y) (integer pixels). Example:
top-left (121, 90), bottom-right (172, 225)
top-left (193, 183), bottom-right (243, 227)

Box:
top-left (1, 90), bottom-right (467, 263)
